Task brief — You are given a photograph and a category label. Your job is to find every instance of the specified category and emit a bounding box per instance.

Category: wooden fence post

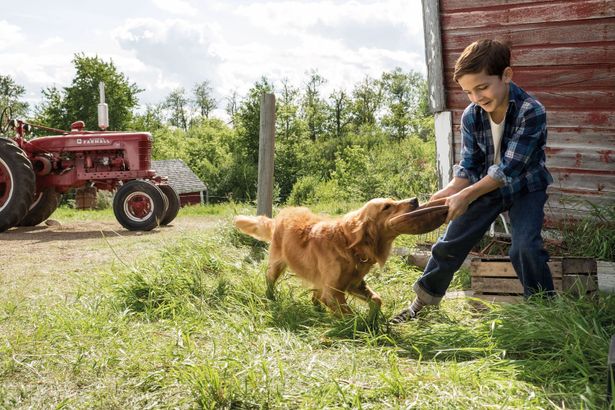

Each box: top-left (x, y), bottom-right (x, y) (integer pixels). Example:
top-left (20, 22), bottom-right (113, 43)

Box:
top-left (257, 93), bottom-right (275, 217)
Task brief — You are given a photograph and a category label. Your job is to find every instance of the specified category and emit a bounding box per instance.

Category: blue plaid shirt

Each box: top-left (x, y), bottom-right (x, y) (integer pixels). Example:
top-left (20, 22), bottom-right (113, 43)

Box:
top-left (453, 82), bottom-right (553, 201)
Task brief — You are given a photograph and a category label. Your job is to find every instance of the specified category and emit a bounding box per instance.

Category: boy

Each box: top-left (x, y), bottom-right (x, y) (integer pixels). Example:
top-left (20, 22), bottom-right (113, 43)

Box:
top-left (392, 39), bottom-right (554, 323)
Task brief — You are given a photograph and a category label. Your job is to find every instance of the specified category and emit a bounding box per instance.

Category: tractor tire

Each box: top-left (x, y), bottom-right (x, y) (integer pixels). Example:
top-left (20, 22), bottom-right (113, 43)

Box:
top-left (19, 187), bottom-right (62, 226)
top-left (158, 184), bottom-right (180, 225)
top-left (0, 137), bottom-right (35, 233)
top-left (113, 180), bottom-right (165, 231)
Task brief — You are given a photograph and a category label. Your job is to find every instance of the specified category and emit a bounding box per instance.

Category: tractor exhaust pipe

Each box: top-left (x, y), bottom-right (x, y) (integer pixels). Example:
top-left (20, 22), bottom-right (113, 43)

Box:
top-left (98, 82), bottom-right (109, 131)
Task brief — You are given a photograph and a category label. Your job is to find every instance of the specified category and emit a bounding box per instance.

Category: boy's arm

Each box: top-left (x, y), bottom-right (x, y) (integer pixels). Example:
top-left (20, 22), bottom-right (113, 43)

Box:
top-left (430, 176), bottom-right (470, 201)
top-left (444, 175), bottom-right (503, 222)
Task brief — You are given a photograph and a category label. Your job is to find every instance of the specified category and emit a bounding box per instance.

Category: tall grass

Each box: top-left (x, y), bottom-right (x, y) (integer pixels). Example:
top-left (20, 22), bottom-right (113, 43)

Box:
top-left (559, 202), bottom-right (615, 261)
top-left (1, 218), bottom-right (614, 408)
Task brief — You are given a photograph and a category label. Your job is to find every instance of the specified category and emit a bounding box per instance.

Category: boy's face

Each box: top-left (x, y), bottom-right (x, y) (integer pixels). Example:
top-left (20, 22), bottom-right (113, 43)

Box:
top-left (457, 68), bottom-right (512, 120)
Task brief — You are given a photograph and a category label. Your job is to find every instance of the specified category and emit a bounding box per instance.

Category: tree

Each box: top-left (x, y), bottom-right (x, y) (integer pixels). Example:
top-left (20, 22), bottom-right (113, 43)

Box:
top-left (164, 88), bottom-right (190, 131)
top-left (229, 77), bottom-right (274, 200)
top-left (381, 68), bottom-right (427, 141)
top-left (0, 75), bottom-right (28, 117)
top-left (193, 80), bottom-right (216, 119)
top-left (40, 54), bottom-right (142, 130)
top-left (225, 90), bottom-right (239, 126)
top-left (301, 70), bottom-right (328, 141)
top-left (327, 89), bottom-right (352, 139)
top-left (276, 78), bottom-right (301, 141)
top-left (35, 54), bottom-right (141, 131)
top-left (351, 76), bottom-right (383, 128)
top-left (129, 103), bottom-right (165, 132)
top-left (35, 86), bottom-right (67, 131)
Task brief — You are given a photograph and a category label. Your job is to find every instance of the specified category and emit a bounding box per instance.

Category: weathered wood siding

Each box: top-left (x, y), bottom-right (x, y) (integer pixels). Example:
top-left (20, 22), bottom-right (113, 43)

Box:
top-left (437, 0), bottom-right (615, 221)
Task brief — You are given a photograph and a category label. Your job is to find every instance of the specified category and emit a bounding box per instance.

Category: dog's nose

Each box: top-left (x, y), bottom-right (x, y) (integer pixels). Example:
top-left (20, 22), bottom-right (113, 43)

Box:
top-left (409, 197), bottom-right (419, 208)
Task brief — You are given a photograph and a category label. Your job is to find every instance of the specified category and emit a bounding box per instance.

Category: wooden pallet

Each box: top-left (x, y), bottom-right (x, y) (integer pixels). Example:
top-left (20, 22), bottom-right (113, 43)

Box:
top-left (471, 256), bottom-right (597, 301)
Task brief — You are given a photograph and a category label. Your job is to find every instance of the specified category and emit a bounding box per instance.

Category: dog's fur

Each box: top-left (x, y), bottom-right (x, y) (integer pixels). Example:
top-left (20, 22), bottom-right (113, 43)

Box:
top-left (233, 197), bottom-right (419, 315)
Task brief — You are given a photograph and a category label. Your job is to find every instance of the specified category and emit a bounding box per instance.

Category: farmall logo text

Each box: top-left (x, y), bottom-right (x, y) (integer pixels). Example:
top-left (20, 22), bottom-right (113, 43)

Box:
top-left (76, 138), bottom-right (111, 145)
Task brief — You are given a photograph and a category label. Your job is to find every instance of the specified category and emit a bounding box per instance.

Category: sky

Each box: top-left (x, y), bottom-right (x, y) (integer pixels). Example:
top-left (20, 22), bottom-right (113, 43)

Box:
top-left (1, 0), bottom-right (426, 116)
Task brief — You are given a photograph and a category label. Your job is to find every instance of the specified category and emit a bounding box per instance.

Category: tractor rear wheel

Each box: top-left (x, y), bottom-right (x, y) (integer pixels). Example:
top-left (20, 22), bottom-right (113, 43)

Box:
top-left (159, 184), bottom-right (180, 225)
top-left (113, 180), bottom-right (165, 231)
top-left (0, 137), bottom-right (35, 233)
top-left (19, 187), bottom-right (62, 226)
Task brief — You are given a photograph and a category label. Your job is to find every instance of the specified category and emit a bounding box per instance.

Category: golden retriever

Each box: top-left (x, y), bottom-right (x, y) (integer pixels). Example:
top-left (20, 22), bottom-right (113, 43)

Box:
top-left (234, 197), bottom-right (447, 315)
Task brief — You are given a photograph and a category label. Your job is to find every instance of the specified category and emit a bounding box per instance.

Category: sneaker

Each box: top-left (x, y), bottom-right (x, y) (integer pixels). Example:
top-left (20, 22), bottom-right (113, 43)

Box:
top-left (390, 306), bottom-right (418, 324)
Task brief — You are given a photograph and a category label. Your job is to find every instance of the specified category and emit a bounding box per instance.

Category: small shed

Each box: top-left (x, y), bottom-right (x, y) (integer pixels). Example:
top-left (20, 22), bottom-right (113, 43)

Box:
top-left (152, 159), bottom-right (208, 206)
top-left (422, 0), bottom-right (614, 223)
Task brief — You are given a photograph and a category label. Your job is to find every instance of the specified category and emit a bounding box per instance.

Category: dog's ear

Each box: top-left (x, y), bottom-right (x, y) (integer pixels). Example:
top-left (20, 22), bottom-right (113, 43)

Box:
top-left (342, 209), bottom-right (380, 261)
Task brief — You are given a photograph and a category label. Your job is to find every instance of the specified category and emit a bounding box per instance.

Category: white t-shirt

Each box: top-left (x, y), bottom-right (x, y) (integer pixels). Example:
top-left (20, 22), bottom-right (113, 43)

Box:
top-left (489, 114), bottom-right (505, 165)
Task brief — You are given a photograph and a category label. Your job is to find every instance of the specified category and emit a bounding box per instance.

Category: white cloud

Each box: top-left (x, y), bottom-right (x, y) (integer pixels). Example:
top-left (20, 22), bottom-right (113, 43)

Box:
top-left (234, 0), bottom-right (420, 37)
top-left (0, 20), bottom-right (25, 50)
top-left (1, 1), bottom-right (426, 113)
top-left (113, 18), bottom-right (222, 98)
top-left (152, 0), bottom-right (198, 16)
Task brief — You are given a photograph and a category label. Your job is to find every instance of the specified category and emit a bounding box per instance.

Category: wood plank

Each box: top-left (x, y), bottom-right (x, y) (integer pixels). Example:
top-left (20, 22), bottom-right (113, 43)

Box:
top-left (445, 66), bottom-right (615, 90)
top-left (472, 276), bottom-right (563, 293)
top-left (562, 274), bottom-right (598, 293)
top-left (547, 129), bottom-right (615, 149)
top-left (452, 140), bottom-right (615, 159)
top-left (546, 150), bottom-right (615, 173)
top-left (442, 1), bottom-right (615, 30)
top-left (597, 261), bottom-right (615, 293)
top-left (451, 110), bottom-right (615, 129)
top-left (560, 257), bottom-right (597, 274)
top-left (447, 89), bottom-right (615, 110)
top-left (441, 0), bottom-right (569, 12)
top-left (471, 259), bottom-right (563, 278)
top-left (444, 45), bottom-right (615, 70)
top-left (550, 172), bottom-right (615, 194)
top-left (442, 21), bottom-right (615, 51)
top-left (422, 0), bottom-right (446, 112)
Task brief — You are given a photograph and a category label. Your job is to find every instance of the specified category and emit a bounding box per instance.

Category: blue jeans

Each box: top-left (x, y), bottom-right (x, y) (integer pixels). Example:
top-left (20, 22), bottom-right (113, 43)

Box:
top-left (413, 189), bottom-right (554, 304)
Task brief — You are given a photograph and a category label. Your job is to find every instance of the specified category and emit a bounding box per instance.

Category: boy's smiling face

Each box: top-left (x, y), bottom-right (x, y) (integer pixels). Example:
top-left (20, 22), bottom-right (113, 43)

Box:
top-left (457, 67), bottom-right (512, 122)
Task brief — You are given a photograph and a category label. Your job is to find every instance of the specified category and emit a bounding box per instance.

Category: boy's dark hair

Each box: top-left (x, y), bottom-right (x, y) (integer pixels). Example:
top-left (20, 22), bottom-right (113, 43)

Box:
top-left (453, 39), bottom-right (511, 82)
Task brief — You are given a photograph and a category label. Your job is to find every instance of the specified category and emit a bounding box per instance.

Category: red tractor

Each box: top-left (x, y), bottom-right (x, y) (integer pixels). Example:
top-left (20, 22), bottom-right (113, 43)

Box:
top-left (0, 98), bottom-right (180, 233)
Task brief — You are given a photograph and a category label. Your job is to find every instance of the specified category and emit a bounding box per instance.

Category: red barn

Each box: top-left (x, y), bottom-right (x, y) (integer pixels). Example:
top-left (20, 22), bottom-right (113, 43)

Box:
top-left (422, 0), bottom-right (614, 223)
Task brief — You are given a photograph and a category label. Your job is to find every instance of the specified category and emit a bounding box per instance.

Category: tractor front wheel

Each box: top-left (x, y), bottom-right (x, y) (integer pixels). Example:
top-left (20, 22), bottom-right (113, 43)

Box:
top-left (113, 180), bottom-right (165, 231)
top-left (19, 187), bottom-right (62, 226)
top-left (158, 184), bottom-right (180, 225)
top-left (0, 138), bottom-right (35, 233)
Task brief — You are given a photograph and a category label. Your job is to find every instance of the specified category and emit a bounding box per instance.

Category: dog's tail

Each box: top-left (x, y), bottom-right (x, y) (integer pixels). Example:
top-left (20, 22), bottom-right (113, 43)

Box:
top-left (233, 215), bottom-right (274, 242)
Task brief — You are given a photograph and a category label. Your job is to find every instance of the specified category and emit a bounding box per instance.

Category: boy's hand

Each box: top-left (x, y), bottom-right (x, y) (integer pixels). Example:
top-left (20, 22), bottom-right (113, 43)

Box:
top-left (444, 192), bottom-right (471, 223)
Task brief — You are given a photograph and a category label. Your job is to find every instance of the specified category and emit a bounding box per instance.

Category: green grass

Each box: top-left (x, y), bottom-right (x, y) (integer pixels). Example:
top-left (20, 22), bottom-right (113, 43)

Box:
top-left (52, 206), bottom-right (114, 221)
top-left (1, 210), bottom-right (614, 408)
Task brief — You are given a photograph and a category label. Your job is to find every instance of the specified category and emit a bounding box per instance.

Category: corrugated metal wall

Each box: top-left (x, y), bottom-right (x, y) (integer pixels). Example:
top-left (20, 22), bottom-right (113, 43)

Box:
top-left (438, 0), bottom-right (615, 221)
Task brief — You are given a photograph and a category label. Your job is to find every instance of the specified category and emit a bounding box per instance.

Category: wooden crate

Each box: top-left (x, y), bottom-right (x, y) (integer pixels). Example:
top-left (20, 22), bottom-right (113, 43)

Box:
top-left (471, 256), bottom-right (597, 301)
top-left (75, 187), bottom-right (98, 209)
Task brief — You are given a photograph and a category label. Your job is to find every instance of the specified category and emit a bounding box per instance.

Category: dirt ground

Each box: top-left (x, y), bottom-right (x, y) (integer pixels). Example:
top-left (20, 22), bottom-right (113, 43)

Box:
top-left (0, 216), bottom-right (220, 300)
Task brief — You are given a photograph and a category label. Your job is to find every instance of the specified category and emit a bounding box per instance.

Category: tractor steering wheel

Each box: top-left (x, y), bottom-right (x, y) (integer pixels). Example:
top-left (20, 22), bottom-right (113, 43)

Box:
top-left (0, 106), bottom-right (13, 134)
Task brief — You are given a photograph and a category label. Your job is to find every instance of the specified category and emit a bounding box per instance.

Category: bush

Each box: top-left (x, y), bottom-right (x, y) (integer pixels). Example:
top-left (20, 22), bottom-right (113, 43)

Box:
top-left (287, 136), bottom-right (438, 205)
